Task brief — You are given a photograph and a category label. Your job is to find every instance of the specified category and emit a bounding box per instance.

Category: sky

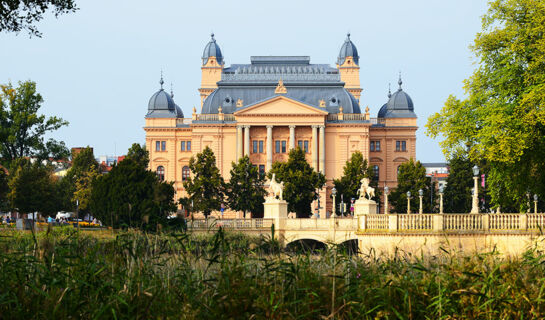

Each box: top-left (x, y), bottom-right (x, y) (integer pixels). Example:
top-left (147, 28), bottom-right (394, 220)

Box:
top-left (0, 0), bottom-right (489, 162)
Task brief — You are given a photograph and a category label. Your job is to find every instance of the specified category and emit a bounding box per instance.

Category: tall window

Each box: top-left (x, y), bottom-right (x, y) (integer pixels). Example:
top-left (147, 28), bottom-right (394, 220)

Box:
top-left (180, 141), bottom-right (191, 151)
top-left (281, 141), bottom-right (286, 153)
top-left (187, 141), bottom-right (191, 151)
top-left (253, 140), bottom-right (258, 153)
top-left (157, 166), bottom-right (165, 181)
top-left (181, 141), bottom-right (185, 151)
top-left (156, 141), bottom-right (166, 152)
top-left (373, 165), bottom-right (379, 180)
top-left (161, 141), bottom-right (166, 151)
top-left (297, 140), bottom-right (310, 153)
top-left (275, 140), bottom-right (287, 153)
top-left (395, 140), bottom-right (407, 152)
top-left (252, 140), bottom-right (264, 154)
top-left (258, 165), bottom-right (265, 175)
top-left (182, 166), bottom-right (190, 181)
top-left (370, 140), bottom-right (381, 152)
top-left (259, 141), bottom-right (263, 153)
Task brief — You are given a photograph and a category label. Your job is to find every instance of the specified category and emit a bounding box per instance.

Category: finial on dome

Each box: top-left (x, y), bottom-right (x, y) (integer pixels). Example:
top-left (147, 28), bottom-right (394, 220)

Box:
top-left (159, 70), bottom-right (164, 90)
top-left (346, 32), bottom-right (350, 39)
top-left (170, 82), bottom-right (174, 99)
top-left (398, 71), bottom-right (403, 90)
top-left (211, 32), bottom-right (215, 40)
top-left (388, 83), bottom-right (392, 98)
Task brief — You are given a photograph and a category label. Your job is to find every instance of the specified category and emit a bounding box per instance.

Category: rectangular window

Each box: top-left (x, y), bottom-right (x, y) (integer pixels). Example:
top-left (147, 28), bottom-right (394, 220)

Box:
top-left (161, 141), bottom-right (166, 151)
top-left (303, 140), bottom-right (309, 153)
top-left (370, 141), bottom-right (375, 152)
top-left (258, 165), bottom-right (265, 175)
top-left (187, 141), bottom-right (191, 151)
top-left (156, 141), bottom-right (160, 151)
top-left (253, 140), bottom-right (258, 153)
top-left (376, 141), bottom-right (381, 151)
top-left (181, 141), bottom-right (186, 151)
top-left (298, 140), bottom-right (303, 149)
top-left (396, 140), bottom-right (406, 152)
top-left (259, 141), bottom-right (264, 153)
top-left (275, 141), bottom-right (280, 153)
top-left (281, 141), bottom-right (286, 153)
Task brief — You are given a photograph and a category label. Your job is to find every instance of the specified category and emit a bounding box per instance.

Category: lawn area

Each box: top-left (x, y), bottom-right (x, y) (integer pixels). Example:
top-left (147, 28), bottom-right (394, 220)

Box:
top-left (1, 227), bottom-right (545, 319)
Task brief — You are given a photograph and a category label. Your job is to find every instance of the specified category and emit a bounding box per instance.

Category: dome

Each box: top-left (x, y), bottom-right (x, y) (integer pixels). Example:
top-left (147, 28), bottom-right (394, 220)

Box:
top-left (377, 77), bottom-right (417, 119)
top-left (202, 33), bottom-right (223, 65)
top-left (145, 77), bottom-right (183, 118)
top-left (337, 33), bottom-right (359, 66)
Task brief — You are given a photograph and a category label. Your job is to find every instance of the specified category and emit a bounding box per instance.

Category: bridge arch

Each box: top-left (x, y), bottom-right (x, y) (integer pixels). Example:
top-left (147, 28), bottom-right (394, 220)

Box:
top-left (285, 238), bottom-right (328, 253)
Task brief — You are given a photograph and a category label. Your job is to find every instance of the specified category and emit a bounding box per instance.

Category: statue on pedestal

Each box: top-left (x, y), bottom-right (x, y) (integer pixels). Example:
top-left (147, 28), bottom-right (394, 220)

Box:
top-left (356, 177), bottom-right (375, 201)
top-left (266, 173), bottom-right (284, 202)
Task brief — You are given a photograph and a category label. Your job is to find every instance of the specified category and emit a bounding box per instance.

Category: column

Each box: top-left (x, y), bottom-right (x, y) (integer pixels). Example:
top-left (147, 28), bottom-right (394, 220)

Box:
top-left (236, 125), bottom-right (243, 160)
top-left (266, 125), bottom-right (273, 171)
top-left (312, 125), bottom-right (318, 170)
top-left (289, 125), bottom-right (296, 150)
top-left (319, 125), bottom-right (325, 174)
top-left (244, 125), bottom-right (251, 156)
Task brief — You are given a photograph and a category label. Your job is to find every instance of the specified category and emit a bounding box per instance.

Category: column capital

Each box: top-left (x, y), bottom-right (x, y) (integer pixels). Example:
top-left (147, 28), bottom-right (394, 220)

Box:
top-left (319, 124), bottom-right (325, 129)
top-left (311, 125), bottom-right (319, 129)
top-left (244, 125), bottom-right (251, 129)
top-left (266, 125), bottom-right (274, 129)
top-left (289, 125), bottom-right (296, 129)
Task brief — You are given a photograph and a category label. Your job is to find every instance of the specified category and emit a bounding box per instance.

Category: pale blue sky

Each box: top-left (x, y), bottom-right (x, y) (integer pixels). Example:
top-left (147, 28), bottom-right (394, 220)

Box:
top-left (0, 0), bottom-right (488, 162)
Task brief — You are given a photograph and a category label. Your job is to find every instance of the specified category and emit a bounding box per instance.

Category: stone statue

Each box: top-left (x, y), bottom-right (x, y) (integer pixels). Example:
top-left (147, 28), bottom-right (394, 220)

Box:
top-left (268, 173), bottom-right (284, 200)
top-left (357, 177), bottom-right (375, 201)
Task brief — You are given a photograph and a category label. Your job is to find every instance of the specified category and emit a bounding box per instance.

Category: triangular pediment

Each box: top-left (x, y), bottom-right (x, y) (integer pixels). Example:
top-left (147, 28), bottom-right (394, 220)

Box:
top-left (233, 95), bottom-right (329, 116)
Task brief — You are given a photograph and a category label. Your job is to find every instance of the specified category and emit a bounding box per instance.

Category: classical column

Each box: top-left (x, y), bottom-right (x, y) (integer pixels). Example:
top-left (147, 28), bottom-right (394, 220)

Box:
top-left (244, 125), bottom-right (251, 156)
top-left (289, 125), bottom-right (296, 150)
top-left (266, 125), bottom-right (273, 171)
top-left (319, 125), bottom-right (325, 174)
top-left (236, 125), bottom-right (243, 160)
top-left (312, 125), bottom-right (318, 170)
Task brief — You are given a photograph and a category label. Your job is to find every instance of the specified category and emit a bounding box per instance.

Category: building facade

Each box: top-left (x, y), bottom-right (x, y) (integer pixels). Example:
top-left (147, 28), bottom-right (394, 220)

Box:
top-left (144, 34), bottom-right (417, 216)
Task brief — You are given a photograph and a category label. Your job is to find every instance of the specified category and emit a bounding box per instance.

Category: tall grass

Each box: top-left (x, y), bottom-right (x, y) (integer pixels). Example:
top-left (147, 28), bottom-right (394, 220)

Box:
top-left (1, 227), bottom-right (545, 319)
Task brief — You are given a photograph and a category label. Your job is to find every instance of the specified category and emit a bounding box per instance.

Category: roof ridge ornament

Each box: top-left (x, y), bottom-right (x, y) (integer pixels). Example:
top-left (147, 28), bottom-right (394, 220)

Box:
top-left (275, 79), bottom-right (287, 94)
top-left (319, 99), bottom-right (326, 108)
top-left (398, 71), bottom-right (403, 91)
top-left (388, 83), bottom-right (392, 98)
top-left (159, 70), bottom-right (164, 90)
top-left (170, 82), bottom-right (174, 99)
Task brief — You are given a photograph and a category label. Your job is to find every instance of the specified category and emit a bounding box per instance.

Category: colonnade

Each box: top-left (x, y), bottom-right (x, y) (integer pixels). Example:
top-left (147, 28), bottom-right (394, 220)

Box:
top-left (236, 124), bottom-right (326, 173)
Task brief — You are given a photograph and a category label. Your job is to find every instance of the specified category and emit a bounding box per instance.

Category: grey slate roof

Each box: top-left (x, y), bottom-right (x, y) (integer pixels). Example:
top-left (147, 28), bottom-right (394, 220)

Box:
top-left (337, 33), bottom-right (359, 66)
top-left (202, 56), bottom-right (360, 114)
top-left (377, 79), bottom-right (417, 119)
top-left (202, 33), bottom-right (223, 65)
top-left (146, 89), bottom-right (184, 118)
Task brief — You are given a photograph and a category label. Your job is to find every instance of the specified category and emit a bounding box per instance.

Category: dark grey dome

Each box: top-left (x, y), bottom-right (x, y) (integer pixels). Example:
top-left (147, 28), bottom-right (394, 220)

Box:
top-left (377, 77), bottom-right (417, 118)
top-left (337, 33), bottom-right (359, 66)
top-left (145, 79), bottom-right (183, 118)
top-left (202, 33), bottom-right (223, 65)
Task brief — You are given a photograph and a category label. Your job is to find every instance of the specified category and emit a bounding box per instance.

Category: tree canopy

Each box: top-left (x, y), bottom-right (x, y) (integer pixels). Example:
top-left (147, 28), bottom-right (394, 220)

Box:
top-left (182, 146), bottom-right (224, 217)
top-left (0, 81), bottom-right (69, 168)
top-left (333, 151), bottom-right (380, 207)
top-left (225, 156), bottom-right (266, 218)
top-left (0, 0), bottom-right (78, 37)
top-left (426, 0), bottom-right (545, 210)
top-left (90, 157), bottom-right (175, 229)
top-left (126, 143), bottom-right (149, 169)
top-left (443, 153), bottom-right (474, 213)
top-left (268, 148), bottom-right (325, 218)
top-left (389, 159), bottom-right (435, 214)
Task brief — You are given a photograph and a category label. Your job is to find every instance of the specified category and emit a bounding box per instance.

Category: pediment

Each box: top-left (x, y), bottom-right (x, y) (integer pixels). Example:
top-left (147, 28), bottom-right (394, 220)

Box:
top-left (233, 95), bottom-right (329, 116)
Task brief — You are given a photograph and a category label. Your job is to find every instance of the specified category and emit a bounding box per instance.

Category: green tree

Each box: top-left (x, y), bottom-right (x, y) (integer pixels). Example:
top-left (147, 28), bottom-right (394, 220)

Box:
top-left (90, 158), bottom-right (175, 229)
top-left (7, 159), bottom-right (60, 217)
top-left (126, 143), bottom-right (149, 169)
top-left (333, 151), bottom-right (380, 208)
top-left (225, 156), bottom-right (266, 218)
top-left (268, 148), bottom-right (325, 218)
top-left (389, 159), bottom-right (435, 214)
top-left (183, 146), bottom-right (224, 218)
top-left (0, 81), bottom-right (69, 168)
top-left (426, 0), bottom-right (545, 211)
top-left (443, 153), bottom-right (473, 213)
top-left (0, 0), bottom-right (78, 37)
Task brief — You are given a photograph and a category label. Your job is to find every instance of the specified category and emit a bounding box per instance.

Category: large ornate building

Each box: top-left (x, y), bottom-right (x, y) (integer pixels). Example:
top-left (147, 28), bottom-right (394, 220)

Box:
top-left (144, 34), bottom-right (417, 216)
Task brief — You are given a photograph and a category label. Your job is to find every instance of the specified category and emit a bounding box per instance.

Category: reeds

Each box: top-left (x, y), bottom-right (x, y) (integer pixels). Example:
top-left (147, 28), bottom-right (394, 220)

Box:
top-left (1, 227), bottom-right (545, 319)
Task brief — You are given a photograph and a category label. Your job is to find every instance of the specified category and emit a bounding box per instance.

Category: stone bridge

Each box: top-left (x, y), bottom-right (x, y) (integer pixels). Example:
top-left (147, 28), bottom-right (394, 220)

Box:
top-left (188, 213), bottom-right (545, 256)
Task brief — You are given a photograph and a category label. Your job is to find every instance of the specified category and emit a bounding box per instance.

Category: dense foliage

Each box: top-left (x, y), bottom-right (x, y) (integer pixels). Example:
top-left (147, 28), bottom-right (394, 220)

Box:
top-left (2, 229), bottom-right (545, 319)
top-left (0, 0), bottom-right (78, 37)
top-left (443, 153), bottom-right (474, 213)
top-left (389, 159), bottom-right (435, 213)
top-left (0, 81), bottom-right (69, 169)
top-left (126, 143), bottom-right (149, 169)
top-left (269, 148), bottom-right (325, 217)
top-left (90, 158), bottom-right (176, 228)
top-left (426, 0), bottom-right (545, 211)
top-left (182, 146), bottom-right (224, 217)
top-left (333, 151), bottom-right (380, 208)
top-left (225, 156), bottom-right (266, 218)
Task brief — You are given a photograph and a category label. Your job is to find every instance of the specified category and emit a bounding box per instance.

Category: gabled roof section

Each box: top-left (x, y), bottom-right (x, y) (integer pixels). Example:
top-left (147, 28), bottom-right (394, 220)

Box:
top-left (234, 95), bottom-right (329, 116)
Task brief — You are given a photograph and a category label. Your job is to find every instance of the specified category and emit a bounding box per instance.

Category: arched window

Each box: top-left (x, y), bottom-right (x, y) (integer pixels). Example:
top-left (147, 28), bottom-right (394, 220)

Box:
top-left (373, 165), bottom-right (379, 180)
top-left (182, 166), bottom-right (190, 181)
top-left (157, 166), bottom-right (165, 181)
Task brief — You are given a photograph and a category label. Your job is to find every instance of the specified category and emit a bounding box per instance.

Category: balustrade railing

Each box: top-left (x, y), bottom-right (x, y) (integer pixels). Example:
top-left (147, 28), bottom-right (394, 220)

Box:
top-left (398, 214), bottom-right (434, 231)
top-left (443, 214), bottom-right (483, 231)
top-left (188, 218), bottom-right (273, 230)
top-left (366, 215), bottom-right (389, 230)
top-left (489, 214), bottom-right (519, 230)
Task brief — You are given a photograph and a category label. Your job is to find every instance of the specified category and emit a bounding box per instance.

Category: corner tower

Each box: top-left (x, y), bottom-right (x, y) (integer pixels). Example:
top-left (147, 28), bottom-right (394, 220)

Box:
top-left (336, 33), bottom-right (362, 102)
top-left (199, 33), bottom-right (224, 108)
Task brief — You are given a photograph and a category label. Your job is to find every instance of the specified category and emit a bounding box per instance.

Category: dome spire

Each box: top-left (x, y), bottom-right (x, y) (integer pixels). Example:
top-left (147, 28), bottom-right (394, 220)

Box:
top-left (170, 82), bottom-right (174, 99)
top-left (388, 83), bottom-right (392, 98)
top-left (210, 32), bottom-right (215, 41)
top-left (159, 70), bottom-right (164, 90)
top-left (398, 71), bottom-right (403, 91)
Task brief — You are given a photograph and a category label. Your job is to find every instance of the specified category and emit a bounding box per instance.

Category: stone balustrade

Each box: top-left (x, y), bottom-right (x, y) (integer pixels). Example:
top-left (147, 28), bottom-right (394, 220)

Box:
top-left (358, 213), bottom-right (545, 233)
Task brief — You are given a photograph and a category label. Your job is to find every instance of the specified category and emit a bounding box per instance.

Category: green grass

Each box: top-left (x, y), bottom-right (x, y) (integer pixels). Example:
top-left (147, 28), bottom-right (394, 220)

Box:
top-left (1, 227), bottom-right (545, 319)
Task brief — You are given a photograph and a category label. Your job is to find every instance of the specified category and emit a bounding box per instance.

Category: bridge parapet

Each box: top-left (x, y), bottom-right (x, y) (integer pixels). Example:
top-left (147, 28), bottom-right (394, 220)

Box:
top-left (358, 214), bottom-right (545, 234)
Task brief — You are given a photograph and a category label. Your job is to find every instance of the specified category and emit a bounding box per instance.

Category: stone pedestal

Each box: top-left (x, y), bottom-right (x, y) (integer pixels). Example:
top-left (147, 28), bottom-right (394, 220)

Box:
top-left (263, 198), bottom-right (288, 219)
top-left (354, 199), bottom-right (377, 216)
